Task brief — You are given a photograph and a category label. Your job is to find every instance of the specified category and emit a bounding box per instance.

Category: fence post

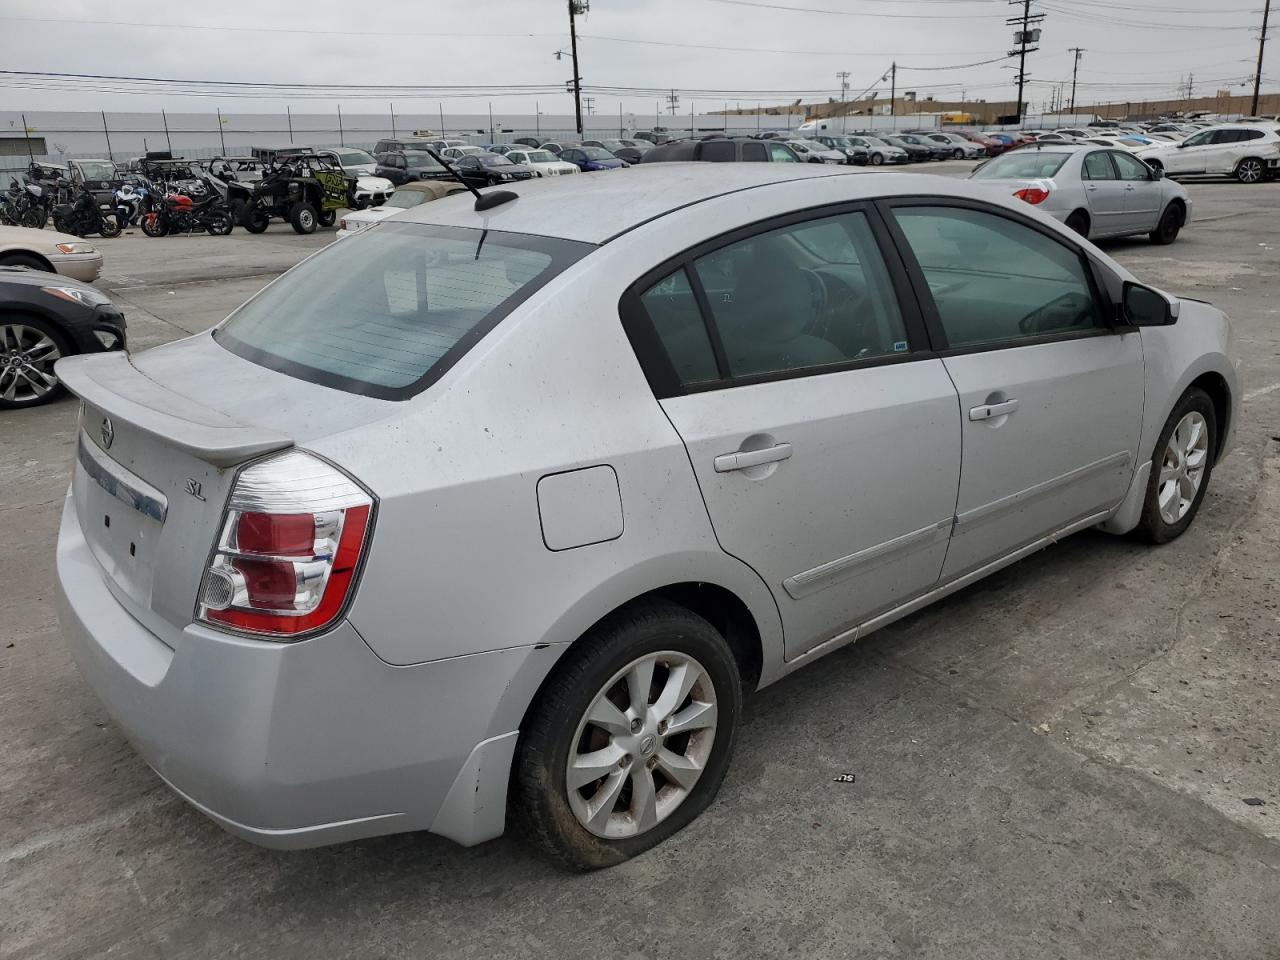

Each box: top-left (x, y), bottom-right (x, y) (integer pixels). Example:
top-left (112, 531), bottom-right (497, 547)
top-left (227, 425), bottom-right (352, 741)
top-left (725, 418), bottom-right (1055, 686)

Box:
top-left (287, 106), bottom-right (294, 143)
top-left (162, 110), bottom-right (173, 153)
top-left (216, 107), bottom-right (226, 153)
top-left (337, 104), bottom-right (344, 146)
top-left (390, 103), bottom-right (396, 137)
top-left (439, 103), bottom-right (445, 136)
top-left (21, 113), bottom-right (34, 161)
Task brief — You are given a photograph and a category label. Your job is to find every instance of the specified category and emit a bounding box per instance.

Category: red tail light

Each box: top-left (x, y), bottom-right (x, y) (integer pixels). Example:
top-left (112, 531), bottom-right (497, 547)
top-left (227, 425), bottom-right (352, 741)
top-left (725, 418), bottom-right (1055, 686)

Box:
top-left (197, 451), bottom-right (375, 639)
top-left (1013, 186), bottom-right (1050, 205)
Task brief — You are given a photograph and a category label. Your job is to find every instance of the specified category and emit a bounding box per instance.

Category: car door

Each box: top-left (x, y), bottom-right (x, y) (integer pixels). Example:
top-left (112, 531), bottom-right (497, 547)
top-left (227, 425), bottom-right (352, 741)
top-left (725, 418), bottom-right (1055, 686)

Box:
top-left (1079, 150), bottom-right (1126, 236)
top-left (1165, 130), bottom-right (1214, 174)
top-left (883, 200), bottom-right (1144, 580)
top-left (1110, 150), bottom-right (1163, 230)
top-left (382, 155), bottom-right (407, 185)
top-left (624, 207), bottom-right (962, 657)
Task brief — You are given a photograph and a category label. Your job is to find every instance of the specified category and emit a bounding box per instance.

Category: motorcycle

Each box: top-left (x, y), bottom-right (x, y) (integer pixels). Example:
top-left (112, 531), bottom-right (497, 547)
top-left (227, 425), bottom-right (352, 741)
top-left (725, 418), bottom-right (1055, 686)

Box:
top-left (113, 180), bottom-right (150, 228)
top-left (0, 179), bottom-right (49, 229)
top-left (51, 184), bottom-right (121, 238)
top-left (141, 189), bottom-right (234, 237)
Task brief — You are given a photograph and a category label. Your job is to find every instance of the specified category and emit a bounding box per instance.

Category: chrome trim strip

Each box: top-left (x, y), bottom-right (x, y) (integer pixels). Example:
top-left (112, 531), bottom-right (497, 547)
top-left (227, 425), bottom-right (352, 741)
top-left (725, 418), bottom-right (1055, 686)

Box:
top-left (783, 519), bottom-right (952, 600)
top-left (954, 451), bottom-right (1131, 530)
top-left (77, 430), bottom-right (168, 523)
top-left (781, 508), bottom-right (1112, 673)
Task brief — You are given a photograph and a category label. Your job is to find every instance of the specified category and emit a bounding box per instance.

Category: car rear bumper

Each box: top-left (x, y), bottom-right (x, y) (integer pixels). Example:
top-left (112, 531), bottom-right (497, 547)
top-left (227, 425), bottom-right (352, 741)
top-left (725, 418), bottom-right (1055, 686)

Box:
top-left (48, 251), bottom-right (103, 283)
top-left (55, 494), bottom-right (540, 849)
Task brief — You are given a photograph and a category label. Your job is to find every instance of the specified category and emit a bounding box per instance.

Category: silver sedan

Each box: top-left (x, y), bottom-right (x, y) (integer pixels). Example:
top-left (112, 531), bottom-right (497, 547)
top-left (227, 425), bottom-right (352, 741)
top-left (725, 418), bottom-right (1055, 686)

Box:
top-left (969, 144), bottom-right (1192, 243)
top-left (55, 164), bottom-right (1237, 869)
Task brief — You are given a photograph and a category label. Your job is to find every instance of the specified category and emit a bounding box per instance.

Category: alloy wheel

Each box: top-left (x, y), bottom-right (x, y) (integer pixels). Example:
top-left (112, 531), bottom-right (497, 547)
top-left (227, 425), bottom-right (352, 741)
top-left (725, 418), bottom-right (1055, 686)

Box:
top-left (0, 323), bottom-right (61, 403)
top-left (1237, 159), bottom-right (1263, 184)
top-left (1157, 411), bottom-right (1209, 524)
top-left (566, 650), bottom-right (718, 840)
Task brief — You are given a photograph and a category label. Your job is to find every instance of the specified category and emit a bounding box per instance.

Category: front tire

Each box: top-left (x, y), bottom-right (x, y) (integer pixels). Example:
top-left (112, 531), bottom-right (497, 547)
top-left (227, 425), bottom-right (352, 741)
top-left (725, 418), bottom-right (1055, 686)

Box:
top-left (1136, 387), bottom-right (1216, 544)
top-left (140, 212), bottom-right (167, 238)
top-left (952, 148), bottom-right (964, 159)
top-left (289, 201), bottom-right (317, 234)
top-left (870, 152), bottom-right (884, 166)
top-left (1235, 158), bottom-right (1264, 184)
top-left (0, 314), bottom-right (69, 409)
top-left (97, 214), bottom-right (121, 239)
top-left (513, 599), bottom-right (742, 871)
top-left (1149, 202), bottom-right (1184, 245)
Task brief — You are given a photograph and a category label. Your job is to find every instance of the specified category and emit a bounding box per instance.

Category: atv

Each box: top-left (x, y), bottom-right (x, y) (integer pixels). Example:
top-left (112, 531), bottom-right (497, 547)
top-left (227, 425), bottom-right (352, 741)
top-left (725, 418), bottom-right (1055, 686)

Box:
top-left (232, 150), bottom-right (355, 235)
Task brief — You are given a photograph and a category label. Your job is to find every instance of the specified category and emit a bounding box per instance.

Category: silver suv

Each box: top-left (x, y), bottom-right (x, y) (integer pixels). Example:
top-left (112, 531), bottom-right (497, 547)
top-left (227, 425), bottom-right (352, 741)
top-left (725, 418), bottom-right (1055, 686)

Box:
top-left (56, 164), bottom-right (1238, 869)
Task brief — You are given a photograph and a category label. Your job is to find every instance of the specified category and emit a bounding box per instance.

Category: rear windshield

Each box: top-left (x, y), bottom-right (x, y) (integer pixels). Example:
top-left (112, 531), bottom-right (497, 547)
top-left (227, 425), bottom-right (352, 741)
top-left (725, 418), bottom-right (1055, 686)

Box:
top-left (216, 223), bottom-right (592, 400)
top-left (971, 151), bottom-right (1071, 180)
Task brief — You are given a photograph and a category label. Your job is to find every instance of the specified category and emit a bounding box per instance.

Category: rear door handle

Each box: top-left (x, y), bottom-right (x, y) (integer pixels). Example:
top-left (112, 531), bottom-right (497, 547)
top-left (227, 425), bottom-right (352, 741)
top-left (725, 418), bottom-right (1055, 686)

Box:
top-left (969, 399), bottom-right (1018, 421)
top-left (714, 442), bottom-right (793, 473)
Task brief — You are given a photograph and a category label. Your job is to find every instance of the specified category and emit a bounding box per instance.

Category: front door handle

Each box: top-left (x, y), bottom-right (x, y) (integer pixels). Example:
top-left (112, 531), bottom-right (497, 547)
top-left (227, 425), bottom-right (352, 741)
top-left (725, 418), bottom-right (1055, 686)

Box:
top-left (714, 442), bottom-right (793, 473)
top-left (969, 398), bottom-right (1018, 421)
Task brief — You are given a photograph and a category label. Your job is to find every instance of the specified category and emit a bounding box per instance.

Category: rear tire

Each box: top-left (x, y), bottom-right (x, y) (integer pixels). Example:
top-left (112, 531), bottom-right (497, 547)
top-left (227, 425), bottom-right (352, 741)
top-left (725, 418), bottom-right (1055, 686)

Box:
top-left (317, 208), bottom-right (337, 228)
top-left (1136, 387), bottom-right (1216, 544)
top-left (1149, 202), bottom-right (1184, 245)
top-left (289, 201), bottom-right (317, 234)
top-left (513, 599), bottom-right (742, 871)
top-left (1234, 157), bottom-right (1264, 184)
top-left (1064, 210), bottom-right (1090, 237)
top-left (206, 212), bottom-right (233, 236)
top-left (240, 203), bottom-right (270, 233)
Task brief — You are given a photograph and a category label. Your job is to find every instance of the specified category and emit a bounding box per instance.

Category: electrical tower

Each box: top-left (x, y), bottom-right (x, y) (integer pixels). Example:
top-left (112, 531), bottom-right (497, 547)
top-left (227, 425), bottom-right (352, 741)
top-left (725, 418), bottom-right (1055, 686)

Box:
top-left (583, 96), bottom-right (595, 115)
top-left (1068, 47), bottom-right (1084, 112)
top-left (1007, 0), bottom-right (1044, 122)
top-left (666, 89), bottom-right (681, 115)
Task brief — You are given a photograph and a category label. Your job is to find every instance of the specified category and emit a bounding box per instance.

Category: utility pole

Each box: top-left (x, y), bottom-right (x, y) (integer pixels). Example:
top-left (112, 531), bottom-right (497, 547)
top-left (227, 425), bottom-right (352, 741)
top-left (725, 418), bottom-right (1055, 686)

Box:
top-left (1068, 47), bottom-right (1084, 112)
top-left (837, 70), bottom-right (851, 133)
top-left (568, 0), bottom-right (587, 137)
top-left (889, 62), bottom-right (897, 116)
top-left (1007, 0), bottom-right (1043, 123)
top-left (1253, 0), bottom-right (1272, 115)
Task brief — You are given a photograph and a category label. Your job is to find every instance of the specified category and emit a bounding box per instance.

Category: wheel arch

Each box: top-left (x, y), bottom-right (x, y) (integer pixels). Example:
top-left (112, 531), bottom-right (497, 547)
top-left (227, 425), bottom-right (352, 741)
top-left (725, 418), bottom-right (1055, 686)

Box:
top-left (0, 249), bottom-right (56, 272)
top-left (1188, 370), bottom-right (1232, 463)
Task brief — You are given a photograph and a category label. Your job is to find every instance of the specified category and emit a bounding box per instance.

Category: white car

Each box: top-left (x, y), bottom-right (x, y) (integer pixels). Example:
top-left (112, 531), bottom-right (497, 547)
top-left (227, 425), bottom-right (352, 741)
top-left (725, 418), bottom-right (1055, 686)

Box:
top-left (503, 148), bottom-right (579, 177)
top-left (314, 149), bottom-right (395, 207)
top-left (0, 225), bottom-right (102, 282)
top-left (786, 139), bottom-right (847, 164)
top-left (441, 146), bottom-right (486, 162)
top-left (1140, 124), bottom-right (1280, 183)
top-left (56, 164), bottom-right (1238, 869)
top-left (920, 132), bottom-right (987, 159)
top-left (335, 181), bottom-right (468, 238)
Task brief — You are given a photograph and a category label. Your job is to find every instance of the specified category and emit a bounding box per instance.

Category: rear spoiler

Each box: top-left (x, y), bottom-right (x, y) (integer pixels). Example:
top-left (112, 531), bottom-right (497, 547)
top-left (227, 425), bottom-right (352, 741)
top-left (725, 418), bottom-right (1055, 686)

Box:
top-left (56, 352), bottom-right (293, 468)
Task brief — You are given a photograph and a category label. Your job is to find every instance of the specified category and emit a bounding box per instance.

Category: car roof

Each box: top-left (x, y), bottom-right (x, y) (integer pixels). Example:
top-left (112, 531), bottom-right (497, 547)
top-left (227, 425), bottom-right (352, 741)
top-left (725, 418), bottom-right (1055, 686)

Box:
top-left (396, 162), bottom-right (988, 243)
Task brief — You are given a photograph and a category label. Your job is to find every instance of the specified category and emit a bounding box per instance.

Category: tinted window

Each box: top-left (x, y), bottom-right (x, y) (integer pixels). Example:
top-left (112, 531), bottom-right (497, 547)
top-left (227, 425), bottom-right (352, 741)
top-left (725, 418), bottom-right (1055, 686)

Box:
top-left (1081, 152), bottom-right (1116, 180)
top-left (892, 206), bottom-right (1104, 348)
top-left (1239, 129), bottom-right (1265, 142)
top-left (701, 140), bottom-right (737, 162)
top-left (217, 223), bottom-right (591, 399)
top-left (1111, 151), bottom-right (1151, 180)
top-left (1182, 131), bottom-right (1213, 147)
top-left (691, 212), bottom-right (910, 378)
top-left (741, 142), bottom-right (767, 162)
top-left (641, 269), bottom-right (719, 385)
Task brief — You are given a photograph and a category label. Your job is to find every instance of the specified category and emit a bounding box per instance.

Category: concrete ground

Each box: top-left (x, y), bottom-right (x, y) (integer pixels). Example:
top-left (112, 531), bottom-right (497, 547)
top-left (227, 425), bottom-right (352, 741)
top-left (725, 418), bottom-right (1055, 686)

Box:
top-left (2, 163), bottom-right (1279, 959)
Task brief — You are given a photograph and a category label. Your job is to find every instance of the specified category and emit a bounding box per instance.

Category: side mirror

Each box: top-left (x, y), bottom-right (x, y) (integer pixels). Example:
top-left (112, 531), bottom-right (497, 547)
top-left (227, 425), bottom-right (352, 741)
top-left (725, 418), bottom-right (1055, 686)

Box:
top-left (1176, 142), bottom-right (1187, 149)
top-left (1150, 166), bottom-right (1164, 180)
top-left (1122, 280), bottom-right (1179, 326)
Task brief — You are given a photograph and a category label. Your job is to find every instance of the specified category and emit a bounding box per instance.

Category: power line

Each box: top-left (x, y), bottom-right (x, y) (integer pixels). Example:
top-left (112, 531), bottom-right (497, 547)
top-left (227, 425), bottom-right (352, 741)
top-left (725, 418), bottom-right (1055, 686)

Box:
top-left (702, 0), bottom-right (1005, 19)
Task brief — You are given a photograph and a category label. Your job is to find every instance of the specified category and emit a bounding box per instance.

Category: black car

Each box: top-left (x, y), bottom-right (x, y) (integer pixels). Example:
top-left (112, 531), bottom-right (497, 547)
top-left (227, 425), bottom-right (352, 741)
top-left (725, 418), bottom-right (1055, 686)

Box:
top-left (882, 136), bottom-right (934, 162)
top-left (813, 136), bottom-right (871, 165)
top-left (891, 134), bottom-right (949, 161)
top-left (641, 137), bottom-right (802, 163)
top-left (0, 266), bottom-right (125, 409)
top-left (453, 153), bottom-right (538, 186)
top-left (374, 150), bottom-right (453, 186)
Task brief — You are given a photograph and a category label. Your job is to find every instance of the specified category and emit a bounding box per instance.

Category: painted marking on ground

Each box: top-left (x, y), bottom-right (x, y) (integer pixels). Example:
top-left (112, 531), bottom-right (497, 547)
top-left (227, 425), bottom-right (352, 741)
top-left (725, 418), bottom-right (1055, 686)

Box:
top-left (1243, 382), bottom-right (1280, 402)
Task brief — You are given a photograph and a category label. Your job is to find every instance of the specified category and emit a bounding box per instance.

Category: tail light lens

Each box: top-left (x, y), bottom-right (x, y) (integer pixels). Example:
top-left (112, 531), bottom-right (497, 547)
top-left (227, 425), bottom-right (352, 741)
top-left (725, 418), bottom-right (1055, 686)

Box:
top-left (338, 217), bottom-right (348, 231)
top-left (197, 450), bottom-right (375, 640)
top-left (1014, 186), bottom-right (1050, 205)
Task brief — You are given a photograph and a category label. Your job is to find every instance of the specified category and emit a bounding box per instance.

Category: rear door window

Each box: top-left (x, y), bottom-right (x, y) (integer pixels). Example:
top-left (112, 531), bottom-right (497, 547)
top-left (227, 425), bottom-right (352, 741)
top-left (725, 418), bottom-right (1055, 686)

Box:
top-left (216, 223), bottom-right (592, 399)
top-left (741, 142), bottom-right (767, 162)
top-left (640, 269), bottom-right (719, 385)
top-left (701, 140), bottom-right (737, 162)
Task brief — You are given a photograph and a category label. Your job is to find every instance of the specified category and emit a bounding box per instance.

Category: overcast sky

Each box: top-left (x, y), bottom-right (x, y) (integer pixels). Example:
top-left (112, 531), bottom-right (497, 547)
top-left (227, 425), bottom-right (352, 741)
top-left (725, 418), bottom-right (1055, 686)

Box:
top-left (1, 0), bottom-right (1270, 117)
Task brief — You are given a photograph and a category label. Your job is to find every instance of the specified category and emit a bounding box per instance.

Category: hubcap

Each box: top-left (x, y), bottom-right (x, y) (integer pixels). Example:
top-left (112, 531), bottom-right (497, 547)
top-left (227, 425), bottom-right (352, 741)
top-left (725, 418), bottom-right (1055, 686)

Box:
top-left (1240, 161), bottom-right (1262, 183)
top-left (1157, 411), bottom-right (1209, 525)
top-left (0, 324), bottom-right (60, 403)
top-left (566, 650), bottom-right (718, 839)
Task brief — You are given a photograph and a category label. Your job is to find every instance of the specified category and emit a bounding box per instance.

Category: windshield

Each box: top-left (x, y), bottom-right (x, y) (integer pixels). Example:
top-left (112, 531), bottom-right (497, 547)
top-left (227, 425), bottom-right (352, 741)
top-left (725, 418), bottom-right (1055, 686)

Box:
top-left (525, 150), bottom-right (557, 163)
top-left (74, 161), bottom-right (117, 181)
top-left (383, 191), bottom-right (429, 209)
top-left (217, 223), bottom-right (592, 400)
top-left (405, 153), bottom-right (445, 170)
top-left (580, 147), bottom-right (613, 160)
top-left (336, 150), bottom-right (374, 166)
top-left (970, 151), bottom-right (1071, 180)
